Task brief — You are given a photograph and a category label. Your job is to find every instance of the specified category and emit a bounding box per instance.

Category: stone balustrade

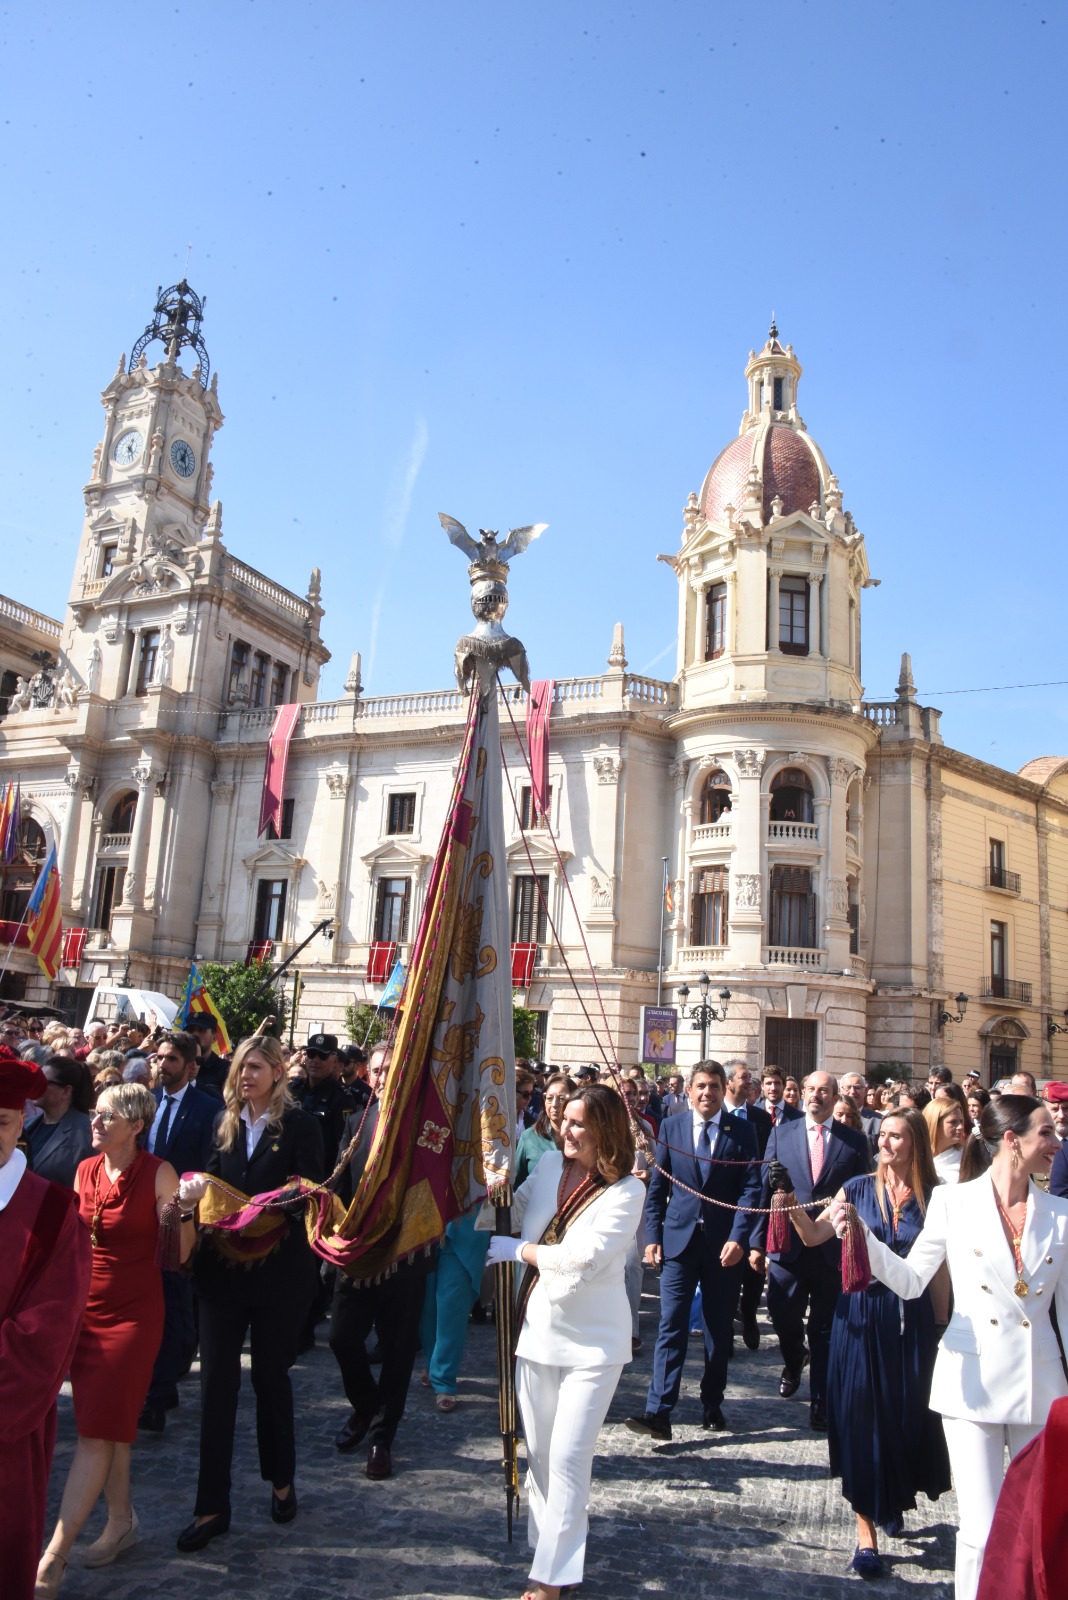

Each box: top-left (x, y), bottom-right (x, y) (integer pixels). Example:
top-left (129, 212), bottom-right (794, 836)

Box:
top-left (767, 820), bottom-right (820, 844)
top-left (764, 946), bottom-right (827, 969)
top-left (692, 821), bottom-right (732, 846)
top-left (0, 592), bottom-right (61, 638)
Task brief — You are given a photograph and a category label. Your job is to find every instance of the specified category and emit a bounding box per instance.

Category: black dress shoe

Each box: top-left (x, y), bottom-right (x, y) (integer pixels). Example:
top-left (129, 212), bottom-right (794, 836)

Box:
top-left (366, 1443), bottom-right (393, 1479)
top-left (779, 1355), bottom-right (808, 1398)
top-left (335, 1411), bottom-right (371, 1452)
top-left (271, 1486), bottom-right (298, 1524)
top-left (138, 1403), bottom-right (165, 1433)
top-left (176, 1513), bottom-right (231, 1553)
top-left (741, 1314), bottom-right (760, 1351)
top-left (624, 1412), bottom-right (672, 1441)
top-left (702, 1405), bottom-right (726, 1430)
top-left (810, 1397), bottom-right (828, 1431)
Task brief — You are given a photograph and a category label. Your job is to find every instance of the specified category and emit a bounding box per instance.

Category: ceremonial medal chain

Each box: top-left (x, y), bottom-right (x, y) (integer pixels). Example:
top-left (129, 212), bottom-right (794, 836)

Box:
top-left (884, 1178), bottom-right (913, 1235)
top-left (90, 1162), bottom-right (124, 1248)
top-left (992, 1184), bottom-right (1030, 1297)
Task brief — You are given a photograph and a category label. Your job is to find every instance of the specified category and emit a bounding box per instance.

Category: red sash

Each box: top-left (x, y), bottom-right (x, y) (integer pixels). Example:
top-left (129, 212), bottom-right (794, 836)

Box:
top-left (514, 1170), bottom-right (607, 1334)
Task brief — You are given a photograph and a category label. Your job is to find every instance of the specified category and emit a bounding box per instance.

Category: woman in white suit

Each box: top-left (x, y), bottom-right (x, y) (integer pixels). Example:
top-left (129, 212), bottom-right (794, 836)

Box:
top-left (486, 1083), bottom-right (644, 1600)
top-left (831, 1094), bottom-right (1068, 1600)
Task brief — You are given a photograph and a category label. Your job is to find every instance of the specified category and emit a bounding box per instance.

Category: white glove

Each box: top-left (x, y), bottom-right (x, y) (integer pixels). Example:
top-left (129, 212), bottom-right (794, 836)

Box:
top-left (486, 1235), bottom-right (526, 1267)
top-left (178, 1174), bottom-right (210, 1206)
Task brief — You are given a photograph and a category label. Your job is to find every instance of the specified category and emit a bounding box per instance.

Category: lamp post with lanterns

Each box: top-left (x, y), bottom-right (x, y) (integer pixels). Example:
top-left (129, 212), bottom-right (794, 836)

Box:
top-left (677, 972), bottom-right (731, 1059)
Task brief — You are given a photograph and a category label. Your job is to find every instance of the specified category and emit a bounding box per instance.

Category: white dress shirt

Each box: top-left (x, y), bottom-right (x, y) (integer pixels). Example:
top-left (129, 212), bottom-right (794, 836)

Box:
top-left (240, 1104), bottom-right (273, 1158)
top-left (691, 1109), bottom-right (722, 1151)
top-left (148, 1080), bottom-right (191, 1153)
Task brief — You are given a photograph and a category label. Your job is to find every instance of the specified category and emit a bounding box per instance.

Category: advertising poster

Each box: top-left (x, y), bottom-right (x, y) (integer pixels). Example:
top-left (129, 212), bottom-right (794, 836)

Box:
top-left (640, 1005), bottom-right (677, 1066)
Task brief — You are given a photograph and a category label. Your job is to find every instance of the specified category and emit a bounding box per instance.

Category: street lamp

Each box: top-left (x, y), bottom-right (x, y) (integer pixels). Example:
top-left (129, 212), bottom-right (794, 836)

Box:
top-left (1047, 1009), bottom-right (1068, 1040)
top-left (937, 993), bottom-right (969, 1030)
top-left (677, 972), bottom-right (731, 1058)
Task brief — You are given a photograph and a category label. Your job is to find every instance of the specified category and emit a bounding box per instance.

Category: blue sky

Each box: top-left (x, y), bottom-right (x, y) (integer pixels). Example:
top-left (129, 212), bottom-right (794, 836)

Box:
top-left (2, 1), bottom-right (1064, 770)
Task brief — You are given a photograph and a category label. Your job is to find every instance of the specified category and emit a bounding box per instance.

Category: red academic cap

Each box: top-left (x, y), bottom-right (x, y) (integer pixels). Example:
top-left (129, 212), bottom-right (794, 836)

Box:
top-left (0, 1046), bottom-right (48, 1110)
top-left (1044, 1082), bottom-right (1068, 1104)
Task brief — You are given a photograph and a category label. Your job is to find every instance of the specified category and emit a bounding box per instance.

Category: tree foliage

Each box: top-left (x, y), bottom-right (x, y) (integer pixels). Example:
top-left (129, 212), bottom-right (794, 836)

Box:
top-left (343, 1001), bottom-right (392, 1052)
top-left (512, 1002), bottom-right (540, 1062)
top-left (199, 959), bottom-right (287, 1047)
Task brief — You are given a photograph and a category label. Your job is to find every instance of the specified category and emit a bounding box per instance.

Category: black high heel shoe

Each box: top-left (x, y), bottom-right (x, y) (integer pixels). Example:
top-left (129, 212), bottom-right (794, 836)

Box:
top-left (176, 1512), bottom-right (231, 1553)
top-left (271, 1486), bottom-right (298, 1524)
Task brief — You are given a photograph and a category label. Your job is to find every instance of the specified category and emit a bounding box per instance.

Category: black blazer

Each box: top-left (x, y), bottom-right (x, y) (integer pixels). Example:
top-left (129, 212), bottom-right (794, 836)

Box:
top-left (195, 1104), bottom-right (325, 1306)
top-left (757, 1099), bottom-right (804, 1128)
top-left (26, 1108), bottom-right (93, 1189)
top-left (754, 1115), bottom-right (870, 1262)
top-left (153, 1083), bottom-right (221, 1177)
top-left (1051, 1143), bottom-right (1068, 1200)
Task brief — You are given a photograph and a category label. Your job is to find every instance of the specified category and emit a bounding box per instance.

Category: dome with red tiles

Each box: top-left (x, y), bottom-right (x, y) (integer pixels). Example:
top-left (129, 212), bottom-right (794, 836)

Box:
top-left (701, 421), bottom-right (824, 527)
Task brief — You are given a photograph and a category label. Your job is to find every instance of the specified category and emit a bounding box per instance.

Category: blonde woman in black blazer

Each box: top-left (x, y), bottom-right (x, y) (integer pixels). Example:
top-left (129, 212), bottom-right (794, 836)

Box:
top-left (175, 1036), bottom-right (324, 1552)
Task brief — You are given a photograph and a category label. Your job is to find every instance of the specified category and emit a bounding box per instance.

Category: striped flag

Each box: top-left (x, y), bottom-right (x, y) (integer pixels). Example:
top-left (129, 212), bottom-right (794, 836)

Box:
top-left (177, 961), bottom-right (233, 1053)
top-left (26, 843), bottom-right (62, 980)
top-left (0, 781), bottom-right (20, 862)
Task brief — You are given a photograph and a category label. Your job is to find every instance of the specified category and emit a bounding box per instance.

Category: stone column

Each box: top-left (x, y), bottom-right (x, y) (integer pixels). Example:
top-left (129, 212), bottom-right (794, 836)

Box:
top-left (825, 760), bottom-right (852, 969)
top-left (808, 574), bottom-right (824, 657)
top-left (729, 748), bottom-right (766, 967)
top-left (767, 569), bottom-right (781, 651)
top-left (121, 763), bottom-right (159, 907)
top-left (58, 768), bottom-right (93, 916)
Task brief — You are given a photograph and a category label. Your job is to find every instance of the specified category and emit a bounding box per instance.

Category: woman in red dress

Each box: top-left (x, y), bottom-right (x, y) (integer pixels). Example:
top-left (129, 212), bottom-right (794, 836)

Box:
top-left (36, 1081), bottom-right (194, 1597)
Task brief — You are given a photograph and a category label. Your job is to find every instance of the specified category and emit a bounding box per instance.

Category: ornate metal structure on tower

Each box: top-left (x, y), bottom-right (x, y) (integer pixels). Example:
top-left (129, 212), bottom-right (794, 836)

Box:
top-left (129, 280), bottom-right (210, 387)
top-left (438, 512), bottom-right (547, 694)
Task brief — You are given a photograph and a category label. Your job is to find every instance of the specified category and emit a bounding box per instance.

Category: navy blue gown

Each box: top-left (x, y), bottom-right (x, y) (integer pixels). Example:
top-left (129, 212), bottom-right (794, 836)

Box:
top-left (827, 1174), bottom-right (951, 1523)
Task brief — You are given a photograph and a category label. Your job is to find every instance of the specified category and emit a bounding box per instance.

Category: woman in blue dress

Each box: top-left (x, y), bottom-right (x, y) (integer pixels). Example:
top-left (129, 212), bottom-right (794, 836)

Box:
top-left (790, 1107), bottom-right (951, 1579)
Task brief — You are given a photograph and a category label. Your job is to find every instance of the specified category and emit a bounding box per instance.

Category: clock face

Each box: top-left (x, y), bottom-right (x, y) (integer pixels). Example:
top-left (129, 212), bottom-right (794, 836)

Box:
top-left (113, 429), bottom-right (144, 467)
top-left (170, 438), bottom-right (196, 478)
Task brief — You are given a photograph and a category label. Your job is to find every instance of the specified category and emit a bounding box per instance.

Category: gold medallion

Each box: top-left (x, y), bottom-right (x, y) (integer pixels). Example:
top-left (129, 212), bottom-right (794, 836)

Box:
top-left (1013, 1279), bottom-right (1029, 1298)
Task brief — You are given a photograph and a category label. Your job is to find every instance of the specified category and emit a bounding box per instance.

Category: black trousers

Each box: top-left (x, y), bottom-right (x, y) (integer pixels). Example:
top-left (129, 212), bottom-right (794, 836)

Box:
top-left (766, 1249), bottom-right (841, 1403)
top-left (194, 1291), bottom-right (304, 1515)
top-left (147, 1269), bottom-right (196, 1406)
top-left (329, 1264), bottom-right (428, 1447)
top-left (738, 1257), bottom-right (764, 1322)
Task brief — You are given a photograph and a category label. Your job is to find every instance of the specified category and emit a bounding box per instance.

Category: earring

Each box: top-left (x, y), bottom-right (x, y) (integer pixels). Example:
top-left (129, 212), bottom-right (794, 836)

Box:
top-left (1011, 1146), bottom-right (1020, 1171)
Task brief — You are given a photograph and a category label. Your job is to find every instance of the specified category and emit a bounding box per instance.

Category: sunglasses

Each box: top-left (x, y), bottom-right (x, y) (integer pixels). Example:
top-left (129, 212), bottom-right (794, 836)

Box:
top-left (306, 1049), bottom-right (331, 1061)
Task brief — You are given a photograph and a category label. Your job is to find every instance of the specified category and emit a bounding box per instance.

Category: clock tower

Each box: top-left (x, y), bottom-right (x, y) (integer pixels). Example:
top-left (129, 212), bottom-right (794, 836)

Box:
top-left (67, 282), bottom-right (223, 697)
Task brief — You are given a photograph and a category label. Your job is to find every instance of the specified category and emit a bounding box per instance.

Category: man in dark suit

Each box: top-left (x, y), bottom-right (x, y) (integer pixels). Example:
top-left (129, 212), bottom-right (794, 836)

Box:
top-left (756, 1063), bottom-right (805, 1129)
top-left (1046, 1083), bottom-right (1068, 1198)
top-left (329, 1044), bottom-right (430, 1480)
top-left (752, 1069), bottom-right (869, 1430)
top-left (626, 1060), bottom-right (762, 1439)
top-left (187, 1012), bottom-right (229, 1096)
top-left (140, 1030), bottom-right (221, 1431)
top-left (841, 1070), bottom-right (881, 1158)
top-left (295, 1033), bottom-right (350, 1172)
top-left (721, 1061), bottom-right (771, 1350)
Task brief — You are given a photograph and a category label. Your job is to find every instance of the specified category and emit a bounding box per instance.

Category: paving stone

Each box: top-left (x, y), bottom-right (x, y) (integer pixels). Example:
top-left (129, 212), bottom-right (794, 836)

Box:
top-left (46, 1284), bottom-right (955, 1599)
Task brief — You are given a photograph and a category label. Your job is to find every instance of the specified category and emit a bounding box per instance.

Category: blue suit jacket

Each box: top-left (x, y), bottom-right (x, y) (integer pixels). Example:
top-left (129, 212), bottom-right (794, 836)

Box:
top-left (1051, 1143), bottom-right (1068, 1201)
top-left (645, 1107), bottom-right (762, 1258)
top-left (754, 1114), bottom-right (870, 1262)
top-left (153, 1083), bottom-right (221, 1175)
top-left (757, 1099), bottom-right (804, 1127)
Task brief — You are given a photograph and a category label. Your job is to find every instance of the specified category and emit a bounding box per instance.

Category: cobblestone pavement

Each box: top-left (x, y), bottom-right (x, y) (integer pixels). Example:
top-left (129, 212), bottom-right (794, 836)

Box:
top-left (47, 1282), bottom-right (955, 1600)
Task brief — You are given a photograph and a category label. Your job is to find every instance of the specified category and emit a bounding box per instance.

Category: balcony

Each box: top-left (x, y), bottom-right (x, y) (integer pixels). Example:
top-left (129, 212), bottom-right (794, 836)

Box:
top-left (677, 945), bottom-right (729, 969)
top-left (764, 946), bottom-right (827, 970)
top-left (987, 866), bottom-right (1021, 895)
top-left (979, 976), bottom-right (1032, 1005)
top-left (692, 820), bottom-right (732, 847)
top-left (100, 833), bottom-right (132, 853)
top-left (767, 821), bottom-right (820, 845)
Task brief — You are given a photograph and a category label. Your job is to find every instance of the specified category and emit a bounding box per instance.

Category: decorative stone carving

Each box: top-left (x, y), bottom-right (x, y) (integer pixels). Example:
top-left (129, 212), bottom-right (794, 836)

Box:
top-left (589, 874), bottom-right (614, 910)
top-left (325, 769), bottom-right (351, 799)
top-left (785, 751), bottom-right (808, 768)
top-left (669, 758), bottom-right (688, 788)
top-left (733, 748), bottom-right (765, 779)
top-left (829, 756), bottom-right (853, 786)
top-left (682, 491), bottom-right (700, 544)
top-left (593, 754), bottom-right (621, 785)
top-left (344, 652), bottom-right (363, 696)
top-left (316, 877), bottom-right (339, 912)
top-left (85, 637), bottom-right (103, 695)
top-left (146, 428), bottom-right (164, 475)
top-left (770, 494), bottom-right (784, 519)
top-left (670, 880), bottom-right (685, 928)
top-left (829, 877), bottom-right (850, 917)
top-left (153, 625), bottom-right (174, 687)
top-left (770, 539), bottom-right (785, 562)
top-left (607, 623), bottom-right (627, 671)
top-left (210, 780), bottom-right (235, 803)
top-left (734, 873), bottom-right (762, 910)
top-left (54, 671), bottom-right (77, 710)
top-left (307, 567), bottom-right (322, 605)
top-left (8, 676), bottom-right (32, 713)
top-left (810, 542), bottom-right (826, 567)
top-left (65, 766), bottom-right (95, 800)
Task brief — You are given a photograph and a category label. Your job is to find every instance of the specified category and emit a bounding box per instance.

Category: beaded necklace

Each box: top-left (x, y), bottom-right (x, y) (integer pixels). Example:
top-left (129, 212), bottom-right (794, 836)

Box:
top-left (90, 1155), bottom-right (133, 1248)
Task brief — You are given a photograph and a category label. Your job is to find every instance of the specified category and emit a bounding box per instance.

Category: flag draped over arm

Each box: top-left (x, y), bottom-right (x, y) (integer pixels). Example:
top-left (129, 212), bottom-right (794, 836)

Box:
top-left (177, 961), bottom-right (233, 1053)
top-left (26, 844), bottom-right (62, 979)
top-left (314, 685), bottom-right (516, 1282)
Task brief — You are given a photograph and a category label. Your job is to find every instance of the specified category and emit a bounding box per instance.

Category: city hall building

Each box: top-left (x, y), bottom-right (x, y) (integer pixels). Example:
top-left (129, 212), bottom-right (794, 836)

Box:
top-left (1, 287), bottom-right (1065, 1086)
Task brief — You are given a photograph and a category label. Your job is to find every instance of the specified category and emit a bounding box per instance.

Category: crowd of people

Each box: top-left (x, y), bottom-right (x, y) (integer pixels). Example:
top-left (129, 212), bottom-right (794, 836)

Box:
top-left (2, 1000), bottom-right (1067, 1600)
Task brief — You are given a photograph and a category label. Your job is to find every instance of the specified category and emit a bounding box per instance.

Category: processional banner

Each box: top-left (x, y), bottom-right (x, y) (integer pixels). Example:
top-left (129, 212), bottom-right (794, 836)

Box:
top-left (313, 686), bottom-right (517, 1281)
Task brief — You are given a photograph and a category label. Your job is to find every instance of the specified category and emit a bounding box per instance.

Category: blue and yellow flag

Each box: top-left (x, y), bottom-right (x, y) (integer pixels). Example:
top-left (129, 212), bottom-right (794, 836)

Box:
top-left (178, 962), bottom-right (233, 1053)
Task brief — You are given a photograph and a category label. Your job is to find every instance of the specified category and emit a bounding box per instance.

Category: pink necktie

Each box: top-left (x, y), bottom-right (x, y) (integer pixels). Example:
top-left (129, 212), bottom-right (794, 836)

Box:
top-left (809, 1123), bottom-right (824, 1182)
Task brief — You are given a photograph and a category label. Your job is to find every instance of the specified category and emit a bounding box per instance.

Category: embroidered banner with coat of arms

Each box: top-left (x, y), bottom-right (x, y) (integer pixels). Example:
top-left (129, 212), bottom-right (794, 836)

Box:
top-left (312, 685), bottom-right (517, 1281)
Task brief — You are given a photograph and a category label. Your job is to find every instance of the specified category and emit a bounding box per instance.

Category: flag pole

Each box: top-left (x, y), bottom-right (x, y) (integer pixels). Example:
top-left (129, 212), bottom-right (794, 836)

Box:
top-left (657, 855), bottom-right (669, 1005)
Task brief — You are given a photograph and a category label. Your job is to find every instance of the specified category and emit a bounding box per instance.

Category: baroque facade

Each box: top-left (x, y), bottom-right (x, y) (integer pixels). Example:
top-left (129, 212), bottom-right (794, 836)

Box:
top-left (1, 295), bottom-right (1066, 1086)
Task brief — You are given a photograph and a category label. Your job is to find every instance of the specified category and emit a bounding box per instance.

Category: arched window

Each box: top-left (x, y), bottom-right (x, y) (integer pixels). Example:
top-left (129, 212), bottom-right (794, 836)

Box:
top-left (109, 793), bottom-right (137, 835)
top-left (0, 817), bottom-right (48, 924)
top-left (699, 770), bottom-right (732, 825)
top-left (770, 767), bottom-right (814, 824)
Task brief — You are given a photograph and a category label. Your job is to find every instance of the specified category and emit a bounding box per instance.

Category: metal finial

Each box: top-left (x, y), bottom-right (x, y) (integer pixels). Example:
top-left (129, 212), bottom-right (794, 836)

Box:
top-left (769, 311), bottom-right (779, 340)
top-left (129, 279), bottom-right (210, 388)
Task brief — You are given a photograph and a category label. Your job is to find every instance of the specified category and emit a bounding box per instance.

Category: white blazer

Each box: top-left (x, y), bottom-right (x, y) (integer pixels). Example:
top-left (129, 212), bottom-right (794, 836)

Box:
top-left (863, 1171), bottom-right (1068, 1425)
top-left (482, 1151), bottom-right (644, 1369)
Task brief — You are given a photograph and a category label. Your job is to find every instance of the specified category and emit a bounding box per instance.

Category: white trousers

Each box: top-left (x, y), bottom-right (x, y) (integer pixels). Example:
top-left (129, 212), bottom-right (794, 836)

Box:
top-left (516, 1356), bottom-right (624, 1587)
top-left (941, 1416), bottom-right (1042, 1600)
top-left (623, 1241), bottom-right (643, 1339)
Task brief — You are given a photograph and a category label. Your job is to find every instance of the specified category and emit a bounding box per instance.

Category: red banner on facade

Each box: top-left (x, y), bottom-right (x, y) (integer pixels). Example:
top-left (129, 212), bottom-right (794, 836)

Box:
top-left (526, 679), bottom-right (555, 822)
top-left (258, 703), bottom-right (301, 837)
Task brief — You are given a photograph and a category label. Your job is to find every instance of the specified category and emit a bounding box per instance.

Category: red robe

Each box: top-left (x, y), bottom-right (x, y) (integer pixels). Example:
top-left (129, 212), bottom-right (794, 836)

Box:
top-left (976, 1398), bottom-right (1068, 1600)
top-left (0, 1165), bottom-right (92, 1600)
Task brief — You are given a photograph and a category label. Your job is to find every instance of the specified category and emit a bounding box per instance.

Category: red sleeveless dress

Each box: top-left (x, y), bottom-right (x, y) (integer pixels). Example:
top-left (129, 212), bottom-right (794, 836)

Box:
top-left (70, 1150), bottom-right (165, 1442)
